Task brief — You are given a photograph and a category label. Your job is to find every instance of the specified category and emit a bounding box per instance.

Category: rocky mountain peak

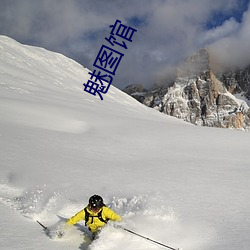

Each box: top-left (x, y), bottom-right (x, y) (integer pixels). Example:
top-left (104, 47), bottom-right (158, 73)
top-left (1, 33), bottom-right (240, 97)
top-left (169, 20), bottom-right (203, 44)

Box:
top-left (123, 49), bottom-right (250, 130)
top-left (177, 48), bottom-right (210, 78)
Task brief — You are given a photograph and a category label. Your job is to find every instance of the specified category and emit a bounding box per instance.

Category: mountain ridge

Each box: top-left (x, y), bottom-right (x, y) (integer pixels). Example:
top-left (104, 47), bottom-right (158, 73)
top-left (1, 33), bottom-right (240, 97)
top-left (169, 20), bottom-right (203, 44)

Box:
top-left (123, 48), bottom-right (250, 130)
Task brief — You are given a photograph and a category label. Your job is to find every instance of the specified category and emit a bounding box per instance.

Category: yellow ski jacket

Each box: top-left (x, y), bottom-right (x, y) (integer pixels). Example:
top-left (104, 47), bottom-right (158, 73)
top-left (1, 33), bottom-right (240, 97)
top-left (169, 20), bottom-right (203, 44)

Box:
top-left (67, 206), bottom-right (121, 233)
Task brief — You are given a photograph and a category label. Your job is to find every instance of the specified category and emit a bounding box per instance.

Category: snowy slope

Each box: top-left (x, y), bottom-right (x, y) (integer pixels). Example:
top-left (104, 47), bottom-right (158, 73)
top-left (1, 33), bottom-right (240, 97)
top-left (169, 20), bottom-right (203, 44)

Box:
top-left (0, 36), bottom-right (250, 250)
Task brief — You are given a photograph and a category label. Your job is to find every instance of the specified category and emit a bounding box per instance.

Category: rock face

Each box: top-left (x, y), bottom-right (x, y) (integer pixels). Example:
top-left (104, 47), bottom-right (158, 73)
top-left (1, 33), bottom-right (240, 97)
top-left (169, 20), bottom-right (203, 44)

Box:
top-left (124, 49), bottom-right (250, 130)
top-left (123, 84), bottom-right (147, 103)
top-left (217, 66), bottom-right (250, 100)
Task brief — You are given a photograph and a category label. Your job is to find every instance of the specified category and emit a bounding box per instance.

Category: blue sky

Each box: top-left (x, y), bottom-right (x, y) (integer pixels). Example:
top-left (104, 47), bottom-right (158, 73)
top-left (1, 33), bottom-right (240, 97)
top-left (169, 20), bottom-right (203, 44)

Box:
top-left (206, 0), bottom-right (249, 28)
top-left (0, 0), bottom-right (249, 89)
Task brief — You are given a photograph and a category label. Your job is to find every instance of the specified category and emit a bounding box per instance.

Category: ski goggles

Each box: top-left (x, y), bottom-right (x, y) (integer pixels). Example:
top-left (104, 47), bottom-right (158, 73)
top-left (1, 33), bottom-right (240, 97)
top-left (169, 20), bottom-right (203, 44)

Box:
top-left (89, 205), bottom-right (101, 212)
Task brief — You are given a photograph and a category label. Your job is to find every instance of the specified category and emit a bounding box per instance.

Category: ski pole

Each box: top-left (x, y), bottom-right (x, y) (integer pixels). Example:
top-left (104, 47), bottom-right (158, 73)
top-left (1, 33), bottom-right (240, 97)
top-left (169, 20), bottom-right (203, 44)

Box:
top-left (37, 220), bottom-right (48, 231)
top-left (122, 227), bottom-right (180, 250)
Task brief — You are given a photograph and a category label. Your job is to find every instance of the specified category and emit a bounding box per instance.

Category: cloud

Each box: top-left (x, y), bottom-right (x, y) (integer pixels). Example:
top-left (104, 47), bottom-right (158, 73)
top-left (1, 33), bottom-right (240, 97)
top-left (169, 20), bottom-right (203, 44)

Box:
top-left (200, 18), bottom-right (240, 45)
top-left (0, 0), bottom-right (249, 89)
top-left (209, 4), bottom-right (250, 69)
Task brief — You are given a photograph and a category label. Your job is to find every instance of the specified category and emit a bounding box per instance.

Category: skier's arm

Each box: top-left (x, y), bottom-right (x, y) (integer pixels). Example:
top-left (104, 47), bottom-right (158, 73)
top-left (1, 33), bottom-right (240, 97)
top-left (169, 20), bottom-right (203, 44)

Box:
top-left (67, 209), bottom-right (85, 225)
top-left (104, 207), bottom-right (122, 222)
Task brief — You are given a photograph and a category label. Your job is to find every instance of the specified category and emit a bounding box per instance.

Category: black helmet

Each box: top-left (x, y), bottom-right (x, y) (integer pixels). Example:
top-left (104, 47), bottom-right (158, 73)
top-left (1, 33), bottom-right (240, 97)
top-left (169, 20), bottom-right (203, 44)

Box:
top-left (89, 195), bottom-right (104, 210)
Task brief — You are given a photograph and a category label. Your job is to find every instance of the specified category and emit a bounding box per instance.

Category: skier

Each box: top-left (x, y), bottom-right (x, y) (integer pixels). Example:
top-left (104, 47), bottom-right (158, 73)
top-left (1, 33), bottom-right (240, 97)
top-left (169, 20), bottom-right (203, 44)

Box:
top-left (66, 194), bottom-right (121, 239)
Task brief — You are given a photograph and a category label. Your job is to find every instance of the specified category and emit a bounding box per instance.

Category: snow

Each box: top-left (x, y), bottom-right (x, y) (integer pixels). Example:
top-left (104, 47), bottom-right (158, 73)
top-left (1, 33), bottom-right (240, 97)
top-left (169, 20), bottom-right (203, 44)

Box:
top-left (234, 93), bottom-right (250, 107)
top-left (0, 35), bottom-right (250, 250)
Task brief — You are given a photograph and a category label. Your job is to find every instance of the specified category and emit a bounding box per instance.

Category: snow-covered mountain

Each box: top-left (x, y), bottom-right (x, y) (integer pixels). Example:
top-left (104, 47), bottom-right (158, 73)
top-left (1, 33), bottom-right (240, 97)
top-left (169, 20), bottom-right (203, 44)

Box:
top-left (124, 49), bottom-right (250, 130)
top-left (1, 36), bottom-right (250, 250)
top-left (217, 65), bottom-right (250, 100)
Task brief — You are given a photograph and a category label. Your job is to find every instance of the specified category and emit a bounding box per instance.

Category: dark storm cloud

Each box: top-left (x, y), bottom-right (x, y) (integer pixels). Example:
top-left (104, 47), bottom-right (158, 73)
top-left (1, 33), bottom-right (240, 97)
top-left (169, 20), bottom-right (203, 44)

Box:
top-left (0, 0), bottom-right (249, 89)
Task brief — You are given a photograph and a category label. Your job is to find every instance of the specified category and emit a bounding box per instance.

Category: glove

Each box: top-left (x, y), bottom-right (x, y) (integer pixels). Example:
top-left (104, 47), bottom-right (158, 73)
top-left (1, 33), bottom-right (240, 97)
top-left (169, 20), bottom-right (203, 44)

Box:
top-left (55, 223), bottom-right (71, 238)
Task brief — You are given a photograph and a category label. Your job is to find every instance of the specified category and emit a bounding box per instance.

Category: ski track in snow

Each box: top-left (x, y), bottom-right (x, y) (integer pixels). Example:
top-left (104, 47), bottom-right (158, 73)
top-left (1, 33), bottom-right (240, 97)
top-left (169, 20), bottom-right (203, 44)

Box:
top-left (0, 180), bottom-right (211, 250)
